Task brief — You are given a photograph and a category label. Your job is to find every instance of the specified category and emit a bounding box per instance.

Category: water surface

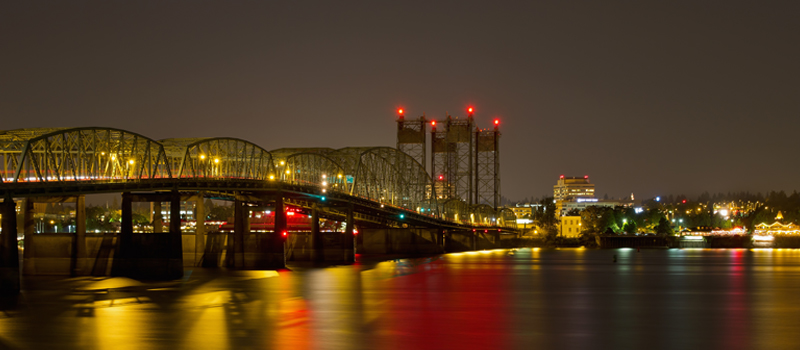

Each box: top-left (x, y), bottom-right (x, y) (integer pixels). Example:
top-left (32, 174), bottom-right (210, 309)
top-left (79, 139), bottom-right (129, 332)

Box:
top-left (2, 248), bottom-right (800, 349)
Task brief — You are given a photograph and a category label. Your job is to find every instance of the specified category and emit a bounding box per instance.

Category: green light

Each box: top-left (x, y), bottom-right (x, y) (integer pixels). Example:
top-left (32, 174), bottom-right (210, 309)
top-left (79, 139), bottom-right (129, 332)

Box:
top-left (400, 214), bottom-right (405, 219)
top-left (321, 197), bottom-right (326, 201)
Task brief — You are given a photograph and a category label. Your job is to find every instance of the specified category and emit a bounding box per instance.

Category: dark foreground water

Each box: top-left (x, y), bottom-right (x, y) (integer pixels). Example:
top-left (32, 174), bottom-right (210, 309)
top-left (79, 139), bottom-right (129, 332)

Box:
top-left (3, 248), bottom-right (800, 349)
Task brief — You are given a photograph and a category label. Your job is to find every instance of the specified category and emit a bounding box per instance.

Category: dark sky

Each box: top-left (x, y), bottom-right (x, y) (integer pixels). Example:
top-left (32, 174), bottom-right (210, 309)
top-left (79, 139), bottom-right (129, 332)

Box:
top-left (2, 1), bottom-right (799, 201)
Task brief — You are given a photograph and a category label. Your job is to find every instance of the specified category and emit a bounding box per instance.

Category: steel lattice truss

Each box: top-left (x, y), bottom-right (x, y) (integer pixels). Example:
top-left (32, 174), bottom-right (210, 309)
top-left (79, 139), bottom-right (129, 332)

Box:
top-left (0, 127), bottom-right (516, 229)
top-left (1, 128), bottom-right (170, 182)
top-left (431, 116), bottom-right (473, 204)
top-left (396, 115), bottom-right (426, 170)
top-left (161, 138), bottom-right (274, 180)
top-left (475, 128), bottom-right (500, 208)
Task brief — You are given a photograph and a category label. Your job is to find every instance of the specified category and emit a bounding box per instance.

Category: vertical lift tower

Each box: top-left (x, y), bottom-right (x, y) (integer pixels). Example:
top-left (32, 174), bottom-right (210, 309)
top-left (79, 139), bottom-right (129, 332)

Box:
top-left (431, 108), bottom-right (474, 204)
top-left (475, 119), bottom-right (501, 209)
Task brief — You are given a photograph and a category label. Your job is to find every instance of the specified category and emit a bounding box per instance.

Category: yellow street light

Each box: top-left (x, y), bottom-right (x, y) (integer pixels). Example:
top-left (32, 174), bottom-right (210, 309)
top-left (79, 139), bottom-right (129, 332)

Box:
top-left (200, 154), bottom-right (206, 160)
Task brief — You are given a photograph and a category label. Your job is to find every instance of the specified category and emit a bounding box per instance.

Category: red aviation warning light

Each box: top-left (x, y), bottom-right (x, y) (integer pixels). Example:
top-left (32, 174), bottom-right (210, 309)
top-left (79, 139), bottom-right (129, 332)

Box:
top-left (493, 119), bottom-right (500, 127)
top-left (397, 108), bottom-right (404, 117)
top-left (560, 175), bottom-right (565, 179)
top-left (431, 120), bottom-right (436, 127)
top-left (467, 107), bottom-right (474, 117)
top-left (438, 175), bottom-right (444, 180)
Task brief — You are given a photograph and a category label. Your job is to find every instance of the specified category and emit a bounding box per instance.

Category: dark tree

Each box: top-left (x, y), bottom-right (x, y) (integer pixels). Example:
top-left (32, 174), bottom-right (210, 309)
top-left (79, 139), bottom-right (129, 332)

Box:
top-left (655, 217), bottom-right (673, 236)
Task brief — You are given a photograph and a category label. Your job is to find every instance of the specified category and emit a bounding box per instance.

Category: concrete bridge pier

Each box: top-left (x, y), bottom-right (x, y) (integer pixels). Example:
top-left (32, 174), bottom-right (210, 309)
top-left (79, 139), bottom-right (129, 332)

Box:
top-left (360, 227), bottom-right (442, 255)
top-left (227, 192), bottom-right (286, 270)
top-left (343, 203), bottom-right (355, 263)
top-left (113, 191), bottom-right (183, 280)
top-left (0, 197), bottom-right (20, 294)
top-left (193, 193), bottom-right (205, 266)
top-left (21, 196), bottom-right (88, 276)
top-left (311, 203), bottom-right (323, 264)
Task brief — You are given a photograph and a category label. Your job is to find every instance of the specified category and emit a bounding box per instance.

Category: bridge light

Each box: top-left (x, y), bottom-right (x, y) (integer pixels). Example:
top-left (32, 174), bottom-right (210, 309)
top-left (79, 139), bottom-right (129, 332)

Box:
top-left (438, 175), bottom-right (444, 181)
top-left (321, 196), bottom-right (326, 201)
top-left (286, 170), bottom-right (291, 175)
top-left (337, 174), bottom-right (343, 178)
top-left (322, 181), bottom-right (328, 186)
top-left (280, 160), bottom-right (285, 166)
top-left (322, 189), bottom-right (326, 193)
top-left (128, 159), bottom-right (135, 165)
top-left (200, 154), bottom-right (206, 160)
top-left (269, 175), bottom-right (275, 180)
top-left (214, 158), bottom-right (220, 164)
top-left (110, 155), bottom-right (116, 161)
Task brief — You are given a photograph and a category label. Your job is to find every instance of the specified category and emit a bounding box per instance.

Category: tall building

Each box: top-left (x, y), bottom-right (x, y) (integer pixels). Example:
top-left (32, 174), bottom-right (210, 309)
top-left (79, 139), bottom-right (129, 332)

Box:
top-left (553, 175), bottom-right (595, 202)
top-left (553, 175), bottom-right (633, 216)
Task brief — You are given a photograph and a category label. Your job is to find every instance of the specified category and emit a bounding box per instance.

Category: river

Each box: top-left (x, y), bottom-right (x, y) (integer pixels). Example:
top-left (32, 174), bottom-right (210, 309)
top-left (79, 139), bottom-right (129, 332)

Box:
top-left (2, 248), bottom-right (800, 349)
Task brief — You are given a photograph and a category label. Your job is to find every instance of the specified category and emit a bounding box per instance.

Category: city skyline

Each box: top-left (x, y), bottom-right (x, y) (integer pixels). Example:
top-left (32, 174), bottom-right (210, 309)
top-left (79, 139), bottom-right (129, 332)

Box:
top-left (2, 1), bottom-right (798, 201)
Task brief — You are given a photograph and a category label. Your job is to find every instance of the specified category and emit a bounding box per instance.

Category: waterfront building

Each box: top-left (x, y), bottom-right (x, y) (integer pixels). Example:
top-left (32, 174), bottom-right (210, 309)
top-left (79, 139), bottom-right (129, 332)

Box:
top-left (754, 212), bottom-right (800, 236)
top-left (559, 215), bottom-right (582, 238)
top-left (553, 175), bottom-right (595, 202)
top-left (553, 175), bottom-right (633, 216)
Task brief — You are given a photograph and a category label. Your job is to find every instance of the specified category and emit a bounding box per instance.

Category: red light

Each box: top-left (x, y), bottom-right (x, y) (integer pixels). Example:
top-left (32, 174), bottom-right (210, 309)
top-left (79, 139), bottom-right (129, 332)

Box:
top-left (560, 175), bottom-right (564, 179)
top-left (682, 200), bottom-right (687, 204)
top-left (438, 175), bottom-right (444, 180)
top-left (398, 108), bottom-right (404, 115)
top-left (584, 175), bottom-right (588, 179)
top-left (282, 231), bottom-right (288, 237)
top-left (353, 230), bottom-right (358, 235)
top-left (493, 119), bottom-right (499, 125)
top-left (468, 107), bottom-right (474, 114)
top-left (484, 230), bottom-right (488, 233)
top-left (431, 120), bottom-right (436, 127)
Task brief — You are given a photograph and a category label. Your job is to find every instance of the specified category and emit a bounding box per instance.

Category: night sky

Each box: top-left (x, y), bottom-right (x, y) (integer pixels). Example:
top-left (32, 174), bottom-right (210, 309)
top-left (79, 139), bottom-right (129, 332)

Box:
top-left (2, 1), bottom-right (799, 201)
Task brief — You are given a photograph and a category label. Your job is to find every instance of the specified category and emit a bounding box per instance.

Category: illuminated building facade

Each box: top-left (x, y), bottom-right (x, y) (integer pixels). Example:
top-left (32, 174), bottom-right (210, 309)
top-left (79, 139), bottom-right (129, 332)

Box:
top-left (553, 176), bottom-right (595, 202)
top-left (559, 215), bottom-right (582, 238)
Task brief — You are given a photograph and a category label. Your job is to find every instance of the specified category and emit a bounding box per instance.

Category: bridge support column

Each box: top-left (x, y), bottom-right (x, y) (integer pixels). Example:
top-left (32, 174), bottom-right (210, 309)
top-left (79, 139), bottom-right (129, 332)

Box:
top-left (471, 231), bottom-right (477, 250)
top-left (271, 192), bottom-right (286, 269)
top-left (0, 197), bottom-right (20, 295)
top-left (152, 201), bottom-right (163, 233)
top-left (231, 197), bottom-right (248, 268)
top-left (113, 191), bottom-right (183, 280)
top-left (71, 195), bottom-right (87, 276)
top-left (194, 193), bottom-right (205, 266)
top-left (22, 199), bottom-right (34, 275)
top-left (343, 203), bottom-right (355, 263)
top-left (311, 203), bottom-right (323, 264)
top-left (437, 229), bottom-right (446, 253)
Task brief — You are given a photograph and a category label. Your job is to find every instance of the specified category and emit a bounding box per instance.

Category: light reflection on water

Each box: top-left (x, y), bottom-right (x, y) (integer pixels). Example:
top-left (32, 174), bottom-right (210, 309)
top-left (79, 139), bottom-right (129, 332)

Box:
top-left (3, 249), bottom-right (800, 349)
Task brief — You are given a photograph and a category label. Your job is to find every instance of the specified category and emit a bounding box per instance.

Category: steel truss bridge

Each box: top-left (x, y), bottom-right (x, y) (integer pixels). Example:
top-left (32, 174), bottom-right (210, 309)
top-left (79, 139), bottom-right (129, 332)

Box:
top-left (0, 127), bottom-right (517, 230)
top-left (0, 127), bottom-right (519, 292)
